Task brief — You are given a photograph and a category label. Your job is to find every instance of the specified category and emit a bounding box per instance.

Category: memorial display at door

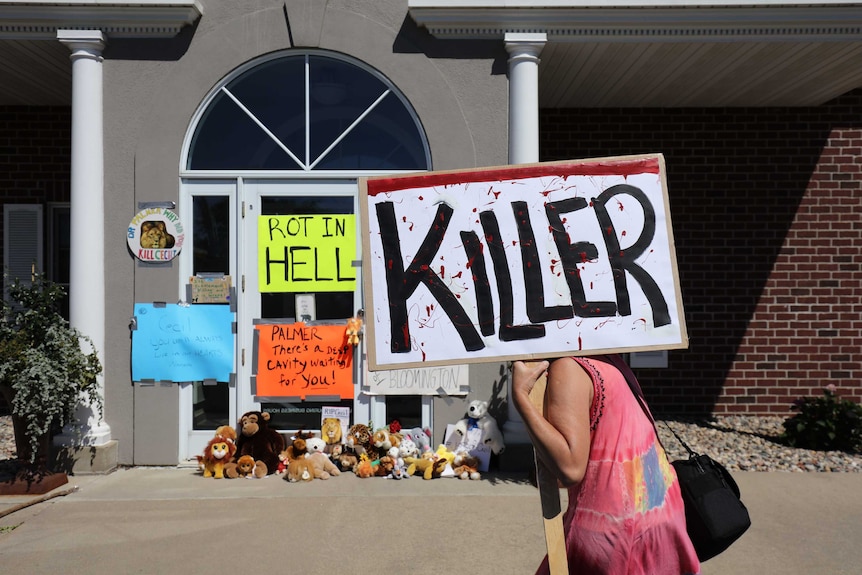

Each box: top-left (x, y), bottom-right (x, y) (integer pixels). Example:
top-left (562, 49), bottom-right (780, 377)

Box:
top-left (360, 154), bottom-right (687, 369)
top-left (127, 207), bottom-right (184, 262)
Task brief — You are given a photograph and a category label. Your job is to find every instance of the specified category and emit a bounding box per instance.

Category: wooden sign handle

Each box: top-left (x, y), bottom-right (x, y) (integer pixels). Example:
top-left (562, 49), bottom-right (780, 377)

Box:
top-left (527, 364), bottom-right (569, 575)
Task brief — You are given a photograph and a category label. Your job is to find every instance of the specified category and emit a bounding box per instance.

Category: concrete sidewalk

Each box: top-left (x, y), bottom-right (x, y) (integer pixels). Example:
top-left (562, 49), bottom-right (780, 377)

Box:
top-left (0, 468), bottom-right (860, 574)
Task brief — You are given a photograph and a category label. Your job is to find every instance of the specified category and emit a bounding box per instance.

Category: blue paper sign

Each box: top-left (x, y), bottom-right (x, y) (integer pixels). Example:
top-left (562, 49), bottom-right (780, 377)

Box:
top-left (132, 303), bottom-right (234, 382)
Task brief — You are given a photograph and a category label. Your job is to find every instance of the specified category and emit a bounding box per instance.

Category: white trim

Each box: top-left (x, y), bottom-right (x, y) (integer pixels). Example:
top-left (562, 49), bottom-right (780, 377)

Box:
top-left (408, 2), bottom-right (862, 41)
top-left (0, 1), bottom-right (202, 39)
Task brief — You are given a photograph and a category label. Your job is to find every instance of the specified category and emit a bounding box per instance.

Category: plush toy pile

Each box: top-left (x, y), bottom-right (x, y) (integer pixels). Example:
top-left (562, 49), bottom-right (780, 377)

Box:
top-left (197, 414), bottom-right (499, 484)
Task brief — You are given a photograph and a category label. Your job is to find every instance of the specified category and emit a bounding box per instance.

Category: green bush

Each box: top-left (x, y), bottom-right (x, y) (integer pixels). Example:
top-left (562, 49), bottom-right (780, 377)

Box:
top-left (782, 385), bottom-right (862, 453)
top-left (0, 273), bottom-right (102, 464)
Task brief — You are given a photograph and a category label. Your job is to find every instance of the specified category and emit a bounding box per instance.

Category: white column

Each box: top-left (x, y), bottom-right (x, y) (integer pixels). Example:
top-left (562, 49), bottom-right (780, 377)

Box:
top-left (506, 32), bottom-right (546, 165)
top-left (503, 32), bottom-right (546, 445)
top-left (56, 29), bottom-right (111, 446)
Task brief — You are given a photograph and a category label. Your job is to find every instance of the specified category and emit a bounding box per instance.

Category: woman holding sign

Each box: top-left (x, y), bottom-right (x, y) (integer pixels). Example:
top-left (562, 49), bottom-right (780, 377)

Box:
top-left (512, 356), bottom-right (700, 575)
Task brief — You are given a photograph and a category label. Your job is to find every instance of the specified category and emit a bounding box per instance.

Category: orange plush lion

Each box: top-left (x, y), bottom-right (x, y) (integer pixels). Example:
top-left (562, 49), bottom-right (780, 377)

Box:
top-left (197, 435), bottom-right (237, 479)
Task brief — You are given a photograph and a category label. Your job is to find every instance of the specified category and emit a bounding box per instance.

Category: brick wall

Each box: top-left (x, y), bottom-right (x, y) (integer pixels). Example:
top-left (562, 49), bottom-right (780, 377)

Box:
top-left (2, 96), bottom-right (861, 418)
top-left (0, 106), bottom-right (72, 260)
top-left (541, 90), bottom-right (862, 416)
top-left (0, 106), bottom-right (71, 415)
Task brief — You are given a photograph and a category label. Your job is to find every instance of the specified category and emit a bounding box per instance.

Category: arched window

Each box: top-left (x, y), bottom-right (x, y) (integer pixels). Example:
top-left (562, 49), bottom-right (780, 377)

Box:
top-left (186, 51), bottom-right (430, 172)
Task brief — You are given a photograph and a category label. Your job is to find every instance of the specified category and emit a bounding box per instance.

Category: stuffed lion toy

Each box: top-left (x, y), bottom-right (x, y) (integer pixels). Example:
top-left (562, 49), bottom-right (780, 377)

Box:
top-left (197, 435), bottom-right (237, 479)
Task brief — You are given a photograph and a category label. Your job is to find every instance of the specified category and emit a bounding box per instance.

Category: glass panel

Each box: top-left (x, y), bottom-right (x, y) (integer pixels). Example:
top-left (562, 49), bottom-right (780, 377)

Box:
top-left (260, 195), bottom-right (355, 321)
top-left (187, 90), bottom-right (302, 171)
top-left (262, 399), bottom-right (354, 430)
top-left (385, 396), bottom-right (422, 430)
top-left (193, 381), bottom-right (230, 430)
top-left (187, 51), bottom-right (428, 172)
top-left (314, 93), bottom-right (427, 170)
top-left (192, 196), bottom-right (230, 274)
top-left (48, 205), bottom-right (70, 319)
top-left (228, 57), bottom-right (306, 166)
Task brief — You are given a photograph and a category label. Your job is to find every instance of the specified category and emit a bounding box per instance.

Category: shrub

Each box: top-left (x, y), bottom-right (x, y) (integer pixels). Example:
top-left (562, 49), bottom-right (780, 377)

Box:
top-left (0, 273), bottom-right (102, 464)
top-left (782, 385), bottom-right (862, 453)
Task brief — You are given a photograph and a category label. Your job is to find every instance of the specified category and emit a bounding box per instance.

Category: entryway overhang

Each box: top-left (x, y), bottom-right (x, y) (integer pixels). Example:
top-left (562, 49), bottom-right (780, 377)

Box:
top-left (0, 0), bottom-right (202, 105)
top-left (408, 1), bottom-right (862, 107)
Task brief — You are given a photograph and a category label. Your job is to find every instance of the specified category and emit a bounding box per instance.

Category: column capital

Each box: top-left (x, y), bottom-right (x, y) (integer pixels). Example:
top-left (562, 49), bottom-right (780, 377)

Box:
top-left (504, 32), bottom-right (546, 59)
top-left (57, 29), bottom-right (106, 53)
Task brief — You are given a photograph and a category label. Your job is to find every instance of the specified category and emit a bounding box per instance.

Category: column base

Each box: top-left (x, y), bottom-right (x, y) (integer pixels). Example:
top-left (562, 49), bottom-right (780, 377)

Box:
top-left (53, 440), bottom-right (118, 475)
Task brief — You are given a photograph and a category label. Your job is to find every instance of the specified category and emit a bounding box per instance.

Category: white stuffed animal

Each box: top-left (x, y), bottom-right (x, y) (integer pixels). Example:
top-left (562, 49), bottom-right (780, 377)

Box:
top-left (454, 400), bottom-right (505, 455)
top-left (305, 436), bottom-right (328, 457)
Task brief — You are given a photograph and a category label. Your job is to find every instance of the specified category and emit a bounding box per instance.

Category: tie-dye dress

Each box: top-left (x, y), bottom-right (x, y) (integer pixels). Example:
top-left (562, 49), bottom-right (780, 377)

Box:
top-left (536, 357), bottom-right (700, 575)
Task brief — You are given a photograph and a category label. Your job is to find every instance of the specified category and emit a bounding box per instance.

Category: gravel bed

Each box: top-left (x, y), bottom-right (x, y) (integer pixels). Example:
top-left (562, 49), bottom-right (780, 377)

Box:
top-left (1, 414), bottom-right (860, 472)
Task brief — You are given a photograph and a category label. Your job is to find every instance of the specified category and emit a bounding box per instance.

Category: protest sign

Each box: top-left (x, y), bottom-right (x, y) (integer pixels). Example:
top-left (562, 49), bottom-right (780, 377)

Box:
top-left (364, 364), bottom-right (469, 396)
top-left (359, 154), bottom-right (687, 369)
top-left (132, 303), bottom-right (234, 382)
top-left (253, 322), bottom-right (354, 400)
top-left (258, 214), bottom-right (356, 292)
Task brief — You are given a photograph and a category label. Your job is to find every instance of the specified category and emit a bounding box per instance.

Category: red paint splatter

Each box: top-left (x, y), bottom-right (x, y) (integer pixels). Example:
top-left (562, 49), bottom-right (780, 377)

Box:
top-left (440, 265), bottom-right (446, 278)
top-left (452, 271), bottom-right (463, 279)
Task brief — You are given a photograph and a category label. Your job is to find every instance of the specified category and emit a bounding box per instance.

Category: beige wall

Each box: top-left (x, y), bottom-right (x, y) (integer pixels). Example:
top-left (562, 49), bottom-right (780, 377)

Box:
top-left (102, 0), bottom-right (509, 463)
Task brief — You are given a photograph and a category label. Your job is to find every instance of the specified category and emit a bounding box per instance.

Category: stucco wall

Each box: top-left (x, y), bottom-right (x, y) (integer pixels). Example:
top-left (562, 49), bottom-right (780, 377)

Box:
top-left (100, 0), bottom-right (509, 463)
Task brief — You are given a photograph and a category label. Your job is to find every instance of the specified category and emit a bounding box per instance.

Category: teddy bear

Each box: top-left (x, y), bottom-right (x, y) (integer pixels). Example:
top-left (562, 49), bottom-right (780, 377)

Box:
top-left (235, 411), bottom-right (285, 475)
top-left (306, 451), bottom-right (342, 479)
top-left (197, 433), bottom-right (237, 479)
top-left (453, 400), bottom-right (505, 455)
top-left (452, 449), bottom-right (482, 480)
top-left (285, 457), bottom-right (315, 483)
top-left (225, 454), bottom-right (267, 479)
top-left (305, 436), bottom-right (328, 457)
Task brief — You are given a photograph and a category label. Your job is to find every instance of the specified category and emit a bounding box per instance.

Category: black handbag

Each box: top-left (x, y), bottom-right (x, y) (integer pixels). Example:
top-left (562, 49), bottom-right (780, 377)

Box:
top-left (606, 355), bottom-right (751, 561)
top-left (664, 424), bottom-right (752, 561)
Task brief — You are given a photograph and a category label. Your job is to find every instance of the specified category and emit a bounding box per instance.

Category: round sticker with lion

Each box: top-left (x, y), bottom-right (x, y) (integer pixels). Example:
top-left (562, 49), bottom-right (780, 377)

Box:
top-left (127, 207), bottom-right (185, 262)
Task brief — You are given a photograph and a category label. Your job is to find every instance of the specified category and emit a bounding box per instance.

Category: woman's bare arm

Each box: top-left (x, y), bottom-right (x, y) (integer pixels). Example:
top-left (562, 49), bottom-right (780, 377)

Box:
top-left (511, 358), bottom-right (594, 486)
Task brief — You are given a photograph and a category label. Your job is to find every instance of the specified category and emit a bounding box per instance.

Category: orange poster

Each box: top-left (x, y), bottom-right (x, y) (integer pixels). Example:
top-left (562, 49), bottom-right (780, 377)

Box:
top-left (254, 322), bottom-right (354, 399)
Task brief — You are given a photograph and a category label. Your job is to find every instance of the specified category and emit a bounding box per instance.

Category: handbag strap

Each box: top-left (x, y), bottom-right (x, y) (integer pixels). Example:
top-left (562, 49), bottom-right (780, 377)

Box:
top-left (606, 354), bottom-right (698, 457)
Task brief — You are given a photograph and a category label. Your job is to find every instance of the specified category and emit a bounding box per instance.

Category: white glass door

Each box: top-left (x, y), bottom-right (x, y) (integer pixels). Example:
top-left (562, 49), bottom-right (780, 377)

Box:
top-left (238, 180), bottom-right (371, 433)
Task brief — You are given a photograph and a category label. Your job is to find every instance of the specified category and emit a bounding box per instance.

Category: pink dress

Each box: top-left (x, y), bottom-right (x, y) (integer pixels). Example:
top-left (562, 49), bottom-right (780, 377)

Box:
top-left (536, 357), bottom-right (701, 575)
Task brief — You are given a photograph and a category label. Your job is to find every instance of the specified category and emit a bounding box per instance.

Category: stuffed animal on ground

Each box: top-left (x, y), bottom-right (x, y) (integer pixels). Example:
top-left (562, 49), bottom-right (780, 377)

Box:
top-left (197, 434), bottom-right (238, 479)
top-left (398, 437), bottom-right (419, 461)
top-left (346, 423), bottom-right (380, 460)
top-left (225, 454), bottom-right (267, 479)
top-left (374, 455), bottom-right (396, 477)
top-left (353, 453), bottom-right (377, 478)
top-left (307, 452), bottom-right (342, 479)
top-left (214, 425), bottom-right (237, 444)
top-left (321, 417), bottom-right (343, 454)
top-left (405, 427), bottom-right (432, 454)
top-left (283, 430), bottom-right (314, 463)
top-left (235, 411), bottom-right (285, 475)
top-left (330, 443), bottom-right (359, 472)
top-left (306, 436), bottom-right (328, 458)
top-left (386, 446), bottom-right (409, 480)
top-left (405, 451), bottom-right (449, 480)
top-left (454, 400), bottom-right (506, 455)
top-left (372, 427), bottom-right (402, 452)
top-left (285, 457), bottom-right (315, 483)
top-left (452, 450), bottom-right (482, 480)
top-left (434, 444), bottom-right (456, 470)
